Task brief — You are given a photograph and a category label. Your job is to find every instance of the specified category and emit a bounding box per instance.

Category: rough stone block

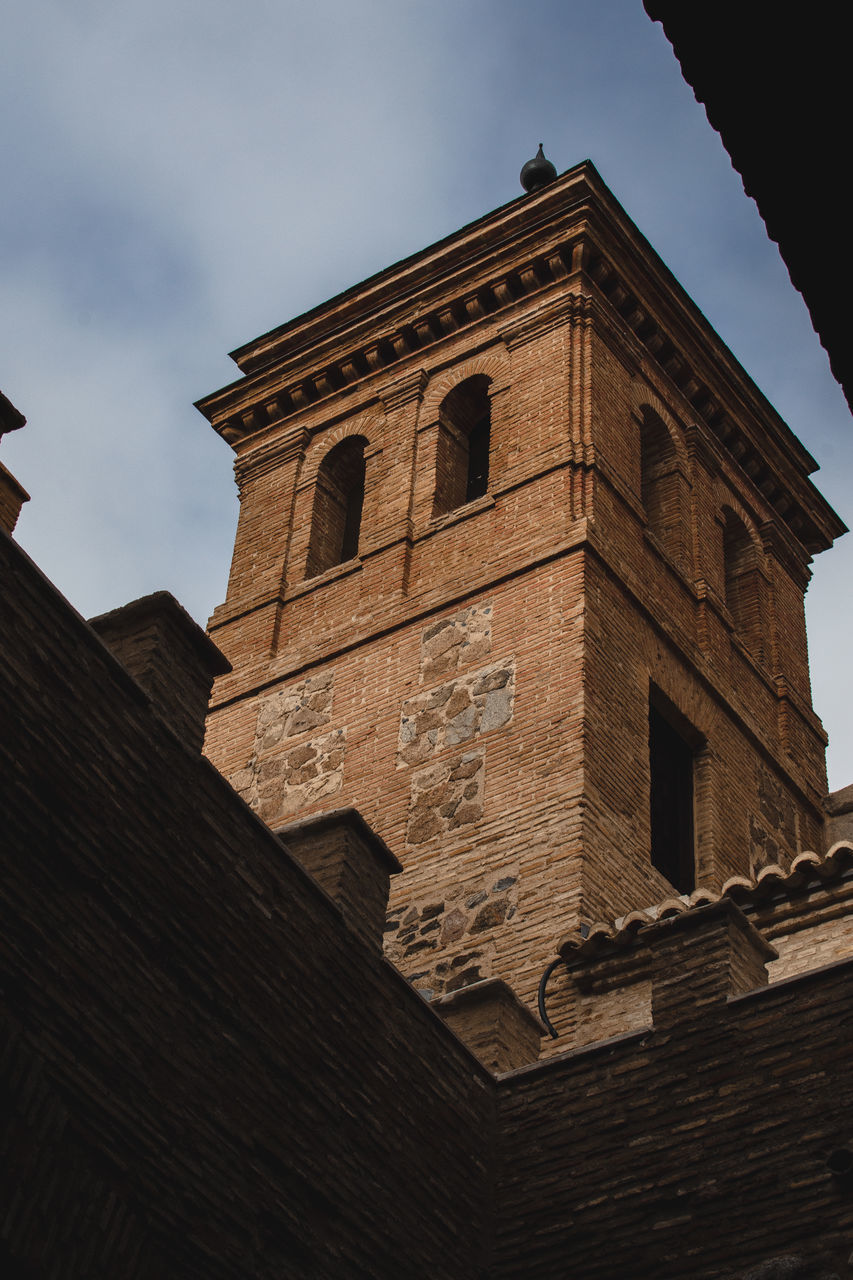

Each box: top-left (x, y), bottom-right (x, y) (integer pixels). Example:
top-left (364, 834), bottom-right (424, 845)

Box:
top-left (235, 727), bottom-right (346, 822)
top-left (420, 603), bottom-right (493, 681)
top-left (398, 659), bottom-right (514, 766)
top-left (407, 748), bottom-right (485, 845)
top-left (254, 672), bottom-right (333, 750)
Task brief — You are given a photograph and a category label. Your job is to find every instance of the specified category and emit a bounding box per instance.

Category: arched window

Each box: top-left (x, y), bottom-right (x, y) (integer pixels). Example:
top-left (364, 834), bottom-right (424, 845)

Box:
top-left (433, 375), bottom-right (491, 517)
top-left (639, 407), bottom-right (685, 565)
top-left (722, 507), bottom-right (764, 660)
top-left (305, 437), bottom-right (366, 579)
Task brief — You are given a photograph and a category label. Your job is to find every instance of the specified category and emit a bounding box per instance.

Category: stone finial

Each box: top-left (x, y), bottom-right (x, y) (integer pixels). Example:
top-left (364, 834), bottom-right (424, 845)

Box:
top-left (0, 389), bottom-right (26, 440)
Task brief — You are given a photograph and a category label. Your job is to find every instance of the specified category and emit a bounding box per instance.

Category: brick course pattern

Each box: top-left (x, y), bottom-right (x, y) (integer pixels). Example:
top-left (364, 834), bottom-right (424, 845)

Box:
top-left (4, 527), bottom-right (853, 1275)
top-left (199, 163), bottom-right (843, 1032)
top-left (0, 529), bottom-right (493, 1279)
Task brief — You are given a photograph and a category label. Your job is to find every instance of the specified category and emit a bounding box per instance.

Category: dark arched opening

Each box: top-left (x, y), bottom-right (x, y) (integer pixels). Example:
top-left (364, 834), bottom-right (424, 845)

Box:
top-left (639, 407), bottom-right (684, 565)
top-left (722, 507), bottom-right (764, 660)
top-left (433, 375), bottom-right (491, 516)
top-left (306, 437), bottom-right (366, 579)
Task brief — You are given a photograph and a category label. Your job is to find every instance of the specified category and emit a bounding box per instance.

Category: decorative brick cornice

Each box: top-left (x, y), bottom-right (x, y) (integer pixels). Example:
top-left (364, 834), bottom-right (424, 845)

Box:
top-left (760, 519), bottom-right (813, 589)
top-left (378, 369), bottom-right (430, 412)
top-left (582, 291), bottom-right (645, 376)
top-left (499, 291), bottom-right (581, 349)
top-left (197, 161), bottom-right (844, 556)
top-left (234, 424), bottom-right (311, 486)
top-left (199, 239), bottom-right (581, 446)
top-left (582, 248), bottom-right (844, 554)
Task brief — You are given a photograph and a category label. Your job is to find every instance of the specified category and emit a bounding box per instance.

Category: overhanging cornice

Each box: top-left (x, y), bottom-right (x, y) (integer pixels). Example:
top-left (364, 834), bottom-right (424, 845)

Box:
top-left (195, 161), bottom-right (845, 554)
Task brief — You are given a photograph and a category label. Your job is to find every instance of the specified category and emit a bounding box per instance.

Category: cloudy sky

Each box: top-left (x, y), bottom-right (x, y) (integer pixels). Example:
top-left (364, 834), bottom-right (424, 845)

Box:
top-left (2, 0), bottom-right (851, 792)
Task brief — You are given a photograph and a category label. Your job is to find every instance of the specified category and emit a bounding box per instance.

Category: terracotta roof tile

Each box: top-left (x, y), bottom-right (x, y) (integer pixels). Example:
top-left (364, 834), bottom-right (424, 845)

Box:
top-left (557, 843), bottom-right (853, 961)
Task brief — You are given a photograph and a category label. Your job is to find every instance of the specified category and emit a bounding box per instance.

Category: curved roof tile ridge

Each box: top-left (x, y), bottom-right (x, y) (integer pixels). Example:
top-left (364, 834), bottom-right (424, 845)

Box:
top-left (720, 841), bottom-right (853, 905)
top-left (621, 909), bottom-right (654, 933)
top-left (751, 863), bottom-right (788, 895)
top-left (719, 874), bottom-right (753, 899)
top-left (687, 886), bottom-right (718, 909)
top-left (658, 896), bottom-right (689, 920)
top-left (822, 841), bottom-right (853, 874)
top-left (754, 861), bottom-right (786, 884)
top-left (555, 843), bottom-right (853, 962)
top-left (790, 850), bottom-right (822, 872)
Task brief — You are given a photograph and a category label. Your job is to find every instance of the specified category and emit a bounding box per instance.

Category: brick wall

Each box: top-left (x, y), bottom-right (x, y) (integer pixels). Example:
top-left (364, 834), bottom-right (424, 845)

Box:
top-left (5, 524), bottom-right (853, 1277)
top-left (1, 530), bottom-right (494, 1279)
top-left (202, 166), bottom-right (837, 1064)
top-left (494, 921), bottom-right (853, 1278)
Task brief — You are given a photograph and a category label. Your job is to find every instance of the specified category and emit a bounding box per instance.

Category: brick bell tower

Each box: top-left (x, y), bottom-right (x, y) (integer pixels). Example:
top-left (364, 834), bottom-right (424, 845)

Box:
top-left (197, 156), bottom-right (844, 1012)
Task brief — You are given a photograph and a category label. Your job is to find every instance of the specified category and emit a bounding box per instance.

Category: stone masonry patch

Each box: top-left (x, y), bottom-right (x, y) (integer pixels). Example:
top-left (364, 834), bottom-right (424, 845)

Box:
top-left (420, 603), bottom-right (492, 682)
top-left (232, 728), bottom-right (346, 825)
top-left (398, 658), bottom-right (515, 768)
top-left (254, 672), bottom-right (333, 752)
top-left (406, 748), bottom-right (485, 846)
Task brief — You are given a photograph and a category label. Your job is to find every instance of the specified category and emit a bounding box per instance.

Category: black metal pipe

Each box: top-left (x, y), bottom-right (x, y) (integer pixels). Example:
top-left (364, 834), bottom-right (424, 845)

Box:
top-left (537, 957), bottom-right (563, 1040)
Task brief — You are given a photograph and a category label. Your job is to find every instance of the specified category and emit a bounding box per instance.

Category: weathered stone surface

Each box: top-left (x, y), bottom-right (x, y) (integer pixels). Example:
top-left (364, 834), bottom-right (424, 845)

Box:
top-left (233, 727), bottom-right (346, 821)
top-left (407, 749), bottom-right (485, 845)
top-left (398, 659), bottom-right (515, 766)
top-left (441, 908), bottom-right (467, 943)
top-left (385, 869), bottom-right (520, 998)
top-left (421, 603), bottom-right (493, 681)
top-left (227, 672), bottom-right (344, 823)
top-left (470, 899), bottom-right (508, 933)
top-left (254, 672), bottom-right (333, 750)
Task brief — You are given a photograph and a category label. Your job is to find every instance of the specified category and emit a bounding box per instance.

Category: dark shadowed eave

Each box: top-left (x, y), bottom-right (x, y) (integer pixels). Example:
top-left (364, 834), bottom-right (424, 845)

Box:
top-left (644, 2), bottom-right (853, 418)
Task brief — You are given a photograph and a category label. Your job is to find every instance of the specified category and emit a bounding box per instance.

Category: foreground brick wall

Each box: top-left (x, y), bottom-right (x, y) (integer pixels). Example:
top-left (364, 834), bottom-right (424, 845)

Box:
top-left (0, 531), bottom-right (494, 1279)
top-left (494, 934), bottom-right (853, 1278)
top-left (4, 525), bottom-right (853, 1277)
